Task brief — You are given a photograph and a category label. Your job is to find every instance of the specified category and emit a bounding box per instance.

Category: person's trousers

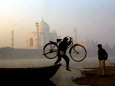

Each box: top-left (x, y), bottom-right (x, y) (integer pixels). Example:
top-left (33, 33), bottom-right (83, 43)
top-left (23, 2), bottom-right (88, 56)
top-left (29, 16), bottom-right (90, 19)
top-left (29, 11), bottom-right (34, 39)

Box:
top-left (99, 60), bottom-right (105, 75)
top-left (54, 54), bottom-right (70, 69)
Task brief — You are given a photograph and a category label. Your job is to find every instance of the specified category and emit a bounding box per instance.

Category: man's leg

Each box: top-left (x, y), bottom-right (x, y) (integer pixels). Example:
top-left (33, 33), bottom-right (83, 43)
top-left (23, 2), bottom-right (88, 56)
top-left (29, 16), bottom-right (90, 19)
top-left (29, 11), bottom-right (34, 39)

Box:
top-left (54, 54), bottom-right (61, 64)
top-left (101, 60), bottom-right (105, 75)
top-left (99, 60), bottom-right (105, 76)
top-left (63, 55), bottom-right (71, 71)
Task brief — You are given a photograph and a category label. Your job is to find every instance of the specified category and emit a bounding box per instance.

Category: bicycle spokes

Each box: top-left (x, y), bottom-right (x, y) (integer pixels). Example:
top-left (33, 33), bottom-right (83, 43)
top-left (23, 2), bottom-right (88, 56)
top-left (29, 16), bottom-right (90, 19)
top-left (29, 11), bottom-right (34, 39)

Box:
top-left (70, 44), bottom-right (87, 62)
top-left (43, 43), bottom-right (58, 59)
top-left (50, 44), bottom-right (56, 49)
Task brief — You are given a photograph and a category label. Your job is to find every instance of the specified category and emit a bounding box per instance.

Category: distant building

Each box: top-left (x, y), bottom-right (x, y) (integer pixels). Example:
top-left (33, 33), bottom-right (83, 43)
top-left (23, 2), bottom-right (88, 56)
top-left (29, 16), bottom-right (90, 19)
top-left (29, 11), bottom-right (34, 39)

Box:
top-left (73, 28), bottom-right (77, 43)
top-left (80, 38), bottom-right (93, 50)
top-left (26, 18), bottom-right (60, 49)
top-left (80, 39), bottom-right (98, 50)
top-left (11, 30), bottom-right (14, 48)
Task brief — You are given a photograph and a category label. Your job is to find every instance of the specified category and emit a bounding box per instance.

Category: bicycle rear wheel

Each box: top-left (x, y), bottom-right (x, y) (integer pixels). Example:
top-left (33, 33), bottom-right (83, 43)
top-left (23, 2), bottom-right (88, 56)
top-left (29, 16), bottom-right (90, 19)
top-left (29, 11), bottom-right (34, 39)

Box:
top-left (43, 42), bottom-right (58, 59)
top-left (69, 44), bottom-right (87, 62)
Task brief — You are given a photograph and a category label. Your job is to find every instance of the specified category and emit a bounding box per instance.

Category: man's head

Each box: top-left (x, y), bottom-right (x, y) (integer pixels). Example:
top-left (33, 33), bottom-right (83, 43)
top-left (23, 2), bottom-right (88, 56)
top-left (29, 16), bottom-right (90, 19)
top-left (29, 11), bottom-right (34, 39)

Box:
top-left (97, 44), bottom-right (102, 49)
top-left (63, 37), bottom-right (68, 42)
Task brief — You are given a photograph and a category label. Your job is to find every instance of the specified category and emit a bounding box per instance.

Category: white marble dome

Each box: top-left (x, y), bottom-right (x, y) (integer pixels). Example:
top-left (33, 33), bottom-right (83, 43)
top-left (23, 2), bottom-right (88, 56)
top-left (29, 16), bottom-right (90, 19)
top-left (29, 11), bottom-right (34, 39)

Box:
top-left (38, 19), bottom-right (50, 33)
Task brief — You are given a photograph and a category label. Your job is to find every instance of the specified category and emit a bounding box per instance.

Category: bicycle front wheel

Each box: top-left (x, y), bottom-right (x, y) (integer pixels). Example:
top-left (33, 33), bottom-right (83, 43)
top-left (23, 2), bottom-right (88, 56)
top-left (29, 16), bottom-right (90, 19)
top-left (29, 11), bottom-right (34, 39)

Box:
top-left (43, 42), bottom-right (58, 59)
top-left (69, 44), bottom-right (87, 62)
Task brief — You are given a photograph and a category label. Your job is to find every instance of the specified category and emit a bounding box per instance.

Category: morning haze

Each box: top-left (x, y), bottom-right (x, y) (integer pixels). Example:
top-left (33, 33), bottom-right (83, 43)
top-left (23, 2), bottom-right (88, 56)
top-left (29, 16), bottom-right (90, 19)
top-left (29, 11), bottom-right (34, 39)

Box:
top-left (0, 0), bottom-right (115, 48)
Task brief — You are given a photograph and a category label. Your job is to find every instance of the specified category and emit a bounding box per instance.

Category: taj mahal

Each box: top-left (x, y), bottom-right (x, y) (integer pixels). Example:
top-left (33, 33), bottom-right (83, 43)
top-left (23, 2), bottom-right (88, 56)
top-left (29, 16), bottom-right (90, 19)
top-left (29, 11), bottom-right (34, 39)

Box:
top-left (26, 18), bottom-right (60, 49)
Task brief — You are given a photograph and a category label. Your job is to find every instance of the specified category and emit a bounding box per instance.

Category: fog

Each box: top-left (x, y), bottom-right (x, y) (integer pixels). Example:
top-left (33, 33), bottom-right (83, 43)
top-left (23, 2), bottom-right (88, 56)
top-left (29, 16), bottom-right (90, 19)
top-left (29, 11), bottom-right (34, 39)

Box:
top-left (0, 0), bottom-right (115, 48)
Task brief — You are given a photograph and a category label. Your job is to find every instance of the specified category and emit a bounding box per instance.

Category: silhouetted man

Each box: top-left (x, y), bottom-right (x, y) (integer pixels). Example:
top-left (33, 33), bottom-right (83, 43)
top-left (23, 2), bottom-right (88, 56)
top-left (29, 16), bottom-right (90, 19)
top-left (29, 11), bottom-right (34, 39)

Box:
top-left (97, 44), bottom-right (108, 77)
top-left (54, 37), bottom-right (72, 71)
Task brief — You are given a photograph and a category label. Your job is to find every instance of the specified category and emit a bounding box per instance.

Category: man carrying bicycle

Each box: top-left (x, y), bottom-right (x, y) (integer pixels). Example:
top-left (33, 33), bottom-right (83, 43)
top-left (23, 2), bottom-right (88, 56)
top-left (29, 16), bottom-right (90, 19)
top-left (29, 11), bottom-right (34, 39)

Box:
top-left (54, 37), bottom-right (72, 71)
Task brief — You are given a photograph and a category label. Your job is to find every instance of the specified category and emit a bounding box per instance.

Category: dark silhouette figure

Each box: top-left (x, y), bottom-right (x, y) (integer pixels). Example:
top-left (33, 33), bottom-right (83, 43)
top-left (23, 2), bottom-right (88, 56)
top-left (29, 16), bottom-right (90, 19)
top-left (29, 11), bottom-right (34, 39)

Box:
top-left (97, 44), bottom-right (108, 77)
top-left (54, 37), bottom-right (72, 71)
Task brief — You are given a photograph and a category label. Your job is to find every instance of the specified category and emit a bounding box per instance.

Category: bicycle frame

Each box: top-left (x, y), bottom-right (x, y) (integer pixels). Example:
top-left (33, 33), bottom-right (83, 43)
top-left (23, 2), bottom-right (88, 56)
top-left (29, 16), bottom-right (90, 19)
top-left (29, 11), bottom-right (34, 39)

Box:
top-left (43, 36), bottom-right (87, 61)
top-left (49, 37), bottom-right (74, 49)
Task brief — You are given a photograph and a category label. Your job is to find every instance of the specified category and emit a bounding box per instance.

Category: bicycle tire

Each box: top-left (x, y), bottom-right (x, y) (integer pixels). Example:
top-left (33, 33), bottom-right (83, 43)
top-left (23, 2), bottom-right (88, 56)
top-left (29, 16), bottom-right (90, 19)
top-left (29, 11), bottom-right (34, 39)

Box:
top-left (69, 44), bottom-right (87, 62)
top-left (43, 42), bottom-right (58, 59)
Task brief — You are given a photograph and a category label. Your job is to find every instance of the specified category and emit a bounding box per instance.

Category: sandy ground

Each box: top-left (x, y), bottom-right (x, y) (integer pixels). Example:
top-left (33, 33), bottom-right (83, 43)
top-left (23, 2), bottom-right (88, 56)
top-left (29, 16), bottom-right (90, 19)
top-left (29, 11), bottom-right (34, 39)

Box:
top-left (72, 66), bottom-right (115, 86)
top-left (51, 66), bottom-right (82, 86)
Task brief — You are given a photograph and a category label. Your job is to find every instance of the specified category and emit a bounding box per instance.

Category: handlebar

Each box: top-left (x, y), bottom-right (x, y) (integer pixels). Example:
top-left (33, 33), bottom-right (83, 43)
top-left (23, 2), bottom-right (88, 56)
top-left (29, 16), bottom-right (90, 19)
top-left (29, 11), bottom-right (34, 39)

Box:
top-left (65, 36), bottom-right (73, 39)
top-left (65, 36), bottom-right (73, 42)
top-left (65, 36), bottom-right (73, 48)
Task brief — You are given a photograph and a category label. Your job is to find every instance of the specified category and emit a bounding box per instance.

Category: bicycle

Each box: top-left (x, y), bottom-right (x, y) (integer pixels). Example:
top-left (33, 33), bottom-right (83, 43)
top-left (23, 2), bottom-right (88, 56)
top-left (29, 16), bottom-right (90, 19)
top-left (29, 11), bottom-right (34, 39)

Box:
top-left (43, 36), bottom-right (87, 62)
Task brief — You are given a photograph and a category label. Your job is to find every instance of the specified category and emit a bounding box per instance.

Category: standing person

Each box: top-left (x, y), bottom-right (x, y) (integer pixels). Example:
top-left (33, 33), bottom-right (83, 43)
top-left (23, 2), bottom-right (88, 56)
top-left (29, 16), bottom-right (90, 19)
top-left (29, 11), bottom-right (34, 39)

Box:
top-left (54, 37), bottom-right (72, 71)
top-left (97, 44), bottom-right (108, 77)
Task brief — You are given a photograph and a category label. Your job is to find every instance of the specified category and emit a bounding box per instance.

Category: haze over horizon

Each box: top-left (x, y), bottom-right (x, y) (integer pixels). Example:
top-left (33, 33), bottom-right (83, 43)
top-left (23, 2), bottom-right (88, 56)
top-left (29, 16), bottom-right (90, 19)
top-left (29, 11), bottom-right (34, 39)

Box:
top-left (0, 0), bottom-right (115, 48)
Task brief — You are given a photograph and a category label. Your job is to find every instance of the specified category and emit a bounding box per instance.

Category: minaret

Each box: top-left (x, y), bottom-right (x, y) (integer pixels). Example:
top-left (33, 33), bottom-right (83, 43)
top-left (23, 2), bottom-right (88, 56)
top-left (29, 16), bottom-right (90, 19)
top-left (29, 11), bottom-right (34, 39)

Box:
top-left (74, 28), bottom-right (77, 43)
top-left (42, 17), bottom-right (44, 21)
top-left (35, 22), bottom-right (39, 48)
top-left (36, 22), bottom-right (39, 34)
top-left (11, 30), bottom-right (14, 48)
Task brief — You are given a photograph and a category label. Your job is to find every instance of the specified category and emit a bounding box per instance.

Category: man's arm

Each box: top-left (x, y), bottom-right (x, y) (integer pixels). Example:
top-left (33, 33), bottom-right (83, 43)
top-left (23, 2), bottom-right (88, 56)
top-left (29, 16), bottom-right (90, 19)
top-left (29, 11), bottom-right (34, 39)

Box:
top-left (98, 50), bottom-right (100, 60)
top-left (67, 38), bottom-right (72, 46)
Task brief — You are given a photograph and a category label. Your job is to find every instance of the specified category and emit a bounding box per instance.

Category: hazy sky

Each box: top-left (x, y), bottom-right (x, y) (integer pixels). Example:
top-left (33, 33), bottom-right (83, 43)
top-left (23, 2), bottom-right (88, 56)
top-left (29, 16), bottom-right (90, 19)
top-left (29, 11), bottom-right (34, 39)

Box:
top-left (0, 0), bottom-right (115, 48)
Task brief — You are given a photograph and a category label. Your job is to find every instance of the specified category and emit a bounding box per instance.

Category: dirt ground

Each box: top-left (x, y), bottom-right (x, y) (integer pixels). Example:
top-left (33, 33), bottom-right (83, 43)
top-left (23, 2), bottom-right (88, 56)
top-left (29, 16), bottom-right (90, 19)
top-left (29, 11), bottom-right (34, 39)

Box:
top-left (72, 66), bottom-right (115, 86)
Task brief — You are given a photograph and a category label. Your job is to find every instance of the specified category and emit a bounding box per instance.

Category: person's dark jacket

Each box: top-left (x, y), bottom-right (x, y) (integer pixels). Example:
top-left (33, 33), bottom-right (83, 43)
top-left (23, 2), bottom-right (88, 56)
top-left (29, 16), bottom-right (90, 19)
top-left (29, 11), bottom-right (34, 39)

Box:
top-left (58, 41), bottom-right (71, 53)
top-left (98, 48), bottom-right (108, 60)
